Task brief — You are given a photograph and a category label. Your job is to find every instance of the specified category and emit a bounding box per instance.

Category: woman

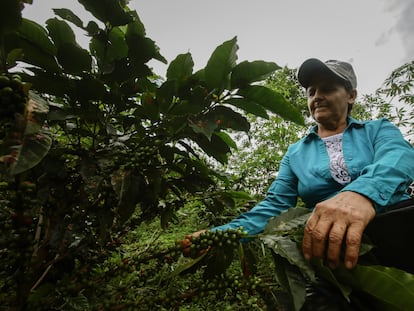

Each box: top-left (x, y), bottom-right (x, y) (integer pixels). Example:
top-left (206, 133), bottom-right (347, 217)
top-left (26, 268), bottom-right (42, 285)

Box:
top-left (195, 58), bottom-right (414, 270)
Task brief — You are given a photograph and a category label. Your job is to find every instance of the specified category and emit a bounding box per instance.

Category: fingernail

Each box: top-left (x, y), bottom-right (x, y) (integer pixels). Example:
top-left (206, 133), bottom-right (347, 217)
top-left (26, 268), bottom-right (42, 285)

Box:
top-left (345, 261), bottom-right (353, 269)
top-left (304, 253), bottom-right (311, 261)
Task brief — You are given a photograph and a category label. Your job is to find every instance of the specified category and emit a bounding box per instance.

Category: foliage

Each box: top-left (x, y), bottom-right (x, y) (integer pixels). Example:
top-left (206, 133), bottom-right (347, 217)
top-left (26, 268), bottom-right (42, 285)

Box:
top-left (261, 208), bottom-right (414, 311)
top-left (0, 0), bottom-right (304, 309)
top-left (226, 67), bottom-right (308, 195)
top-left (363, 61), bottom-right (414, 142)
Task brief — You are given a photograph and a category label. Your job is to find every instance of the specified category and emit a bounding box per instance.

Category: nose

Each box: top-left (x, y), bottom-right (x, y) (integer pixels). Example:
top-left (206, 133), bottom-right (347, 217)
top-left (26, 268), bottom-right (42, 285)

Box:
top-left (313, 87), bottom-right (324, 100)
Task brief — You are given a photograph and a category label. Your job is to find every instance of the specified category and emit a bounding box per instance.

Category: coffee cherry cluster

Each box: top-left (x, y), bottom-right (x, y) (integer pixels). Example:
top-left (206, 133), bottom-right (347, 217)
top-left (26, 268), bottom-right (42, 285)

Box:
top-left (123, 145), bottom-right (159, 171)
top-left (0, 73), bottom-right (27, 119)
top-left (181, 227), bottom-right (248, 258)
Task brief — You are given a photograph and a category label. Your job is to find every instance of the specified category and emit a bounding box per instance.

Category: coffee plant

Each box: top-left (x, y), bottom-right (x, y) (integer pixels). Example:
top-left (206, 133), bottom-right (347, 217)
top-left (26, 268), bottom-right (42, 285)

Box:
top-left (0, 0), bottom-right (305, 309)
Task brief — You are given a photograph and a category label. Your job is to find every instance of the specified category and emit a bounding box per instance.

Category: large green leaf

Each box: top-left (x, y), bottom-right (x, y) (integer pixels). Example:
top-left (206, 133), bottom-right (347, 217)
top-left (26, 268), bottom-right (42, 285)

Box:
top-left (193, 133), bottom-right (231, 164)
top-left (78, 0), bottom-right (133, 26)
top-left (46, 18), bottom-right (76, 46)
top-left (53, 8), bottom-right (85, 29)
top-left (8, 127), bottom-right (52, 175)
top-left (273, 253), bottom-right (307, 311)
top-left (127, 35), bottom-right (160, 64)
top-left (75, 75), bottom-right (106, 101)
top-left (7, 94), bottom-right (52, 175)
top-left (264, 207), bottom-right (310, 235)
top-left (311, 259), bottom-right (352, 302)
top-left (6, 35), bottom-right (60, 72)
top-left (350, 265), bottom-right (414, 310)
top-left (17, 18), bottom-right (56, 56)
top-left (57, 43), bottom-right (92, 73)
top-left (189, 119), bottom-right (218, 141)
top-left (215, 131), bottom-right (238, 150)
top-left (231, 60), bottom-right (280, 88)
top-left (167, 53), bottom-right (194, 82)
top-left (107, 27), bottom-right (128, 61)
top-left (46, 18), bottom-right (91, 73)
top-left (205, 36), bottom-right (238, 90)
top-left (263, 235), bottom-right (315, 282)
top-left (126, 11), bottom-right (146, 37)
top-left (206, 105), bottom-right (250, 132)
top-left (22, 68), bottom-right (74, 98)
top-left (226, 97), bottom-right (269, 119)
top-left (239, 85), bottom-right (305, 125)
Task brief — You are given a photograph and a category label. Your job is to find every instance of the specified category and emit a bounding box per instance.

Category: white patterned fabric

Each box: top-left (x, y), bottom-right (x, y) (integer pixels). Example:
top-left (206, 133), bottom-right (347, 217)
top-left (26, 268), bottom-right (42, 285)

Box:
top-left (322, 133), bottom-right (351, 185)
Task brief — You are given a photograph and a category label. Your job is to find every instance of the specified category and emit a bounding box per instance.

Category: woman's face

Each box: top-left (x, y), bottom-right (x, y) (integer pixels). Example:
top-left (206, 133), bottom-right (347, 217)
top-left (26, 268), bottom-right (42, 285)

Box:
top-left (306, 75), bottom-right (356, 125)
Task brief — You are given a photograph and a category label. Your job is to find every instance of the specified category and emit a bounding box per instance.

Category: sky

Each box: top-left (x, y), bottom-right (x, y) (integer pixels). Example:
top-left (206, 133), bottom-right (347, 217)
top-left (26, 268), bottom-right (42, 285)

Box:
top-left (23, 0), bottom-right (414, 96)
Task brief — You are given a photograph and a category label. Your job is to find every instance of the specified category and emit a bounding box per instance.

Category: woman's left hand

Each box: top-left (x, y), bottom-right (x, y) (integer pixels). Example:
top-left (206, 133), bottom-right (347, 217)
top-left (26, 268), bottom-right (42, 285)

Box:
top-left (302, 191), bottom-right (375, 269)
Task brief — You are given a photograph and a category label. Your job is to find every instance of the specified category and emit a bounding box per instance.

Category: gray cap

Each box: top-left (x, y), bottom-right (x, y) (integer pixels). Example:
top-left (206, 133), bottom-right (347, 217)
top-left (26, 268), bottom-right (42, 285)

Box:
top-left (297, 58), bottom-right (357, 89)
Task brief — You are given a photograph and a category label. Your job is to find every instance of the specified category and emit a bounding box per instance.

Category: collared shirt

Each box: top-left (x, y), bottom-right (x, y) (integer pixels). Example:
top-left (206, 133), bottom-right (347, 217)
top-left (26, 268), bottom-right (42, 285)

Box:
top-left (215, 117), bottom-right (414, 236)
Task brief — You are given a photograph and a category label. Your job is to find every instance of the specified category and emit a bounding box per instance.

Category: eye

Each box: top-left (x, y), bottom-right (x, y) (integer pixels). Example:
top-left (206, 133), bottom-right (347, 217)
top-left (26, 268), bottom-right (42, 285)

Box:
top-left (306, 87), bottom-right (315, 97)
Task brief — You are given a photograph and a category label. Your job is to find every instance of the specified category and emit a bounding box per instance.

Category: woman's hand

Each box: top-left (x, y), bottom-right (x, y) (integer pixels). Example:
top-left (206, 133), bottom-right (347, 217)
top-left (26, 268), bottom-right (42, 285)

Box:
top-left (302, 191), bottom-right (375, 269)
top-left (180, 229), bottom-right (207, 258)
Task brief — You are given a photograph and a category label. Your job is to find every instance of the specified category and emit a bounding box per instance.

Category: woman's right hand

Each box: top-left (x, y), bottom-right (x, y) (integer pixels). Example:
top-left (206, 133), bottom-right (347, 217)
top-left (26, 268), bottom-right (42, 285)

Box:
top-left (179, 229), bottom-right (207, 257)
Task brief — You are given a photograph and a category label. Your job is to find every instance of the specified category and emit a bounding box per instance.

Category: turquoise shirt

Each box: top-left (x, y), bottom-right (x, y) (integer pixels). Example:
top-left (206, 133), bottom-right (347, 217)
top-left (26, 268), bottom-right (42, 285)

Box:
top-left (215, 117), bottom-right (414, 235)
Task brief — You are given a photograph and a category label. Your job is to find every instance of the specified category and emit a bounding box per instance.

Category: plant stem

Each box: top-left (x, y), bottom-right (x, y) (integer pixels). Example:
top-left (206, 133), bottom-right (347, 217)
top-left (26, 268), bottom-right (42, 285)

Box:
top-left (0, 34), bottom-right (7, 73)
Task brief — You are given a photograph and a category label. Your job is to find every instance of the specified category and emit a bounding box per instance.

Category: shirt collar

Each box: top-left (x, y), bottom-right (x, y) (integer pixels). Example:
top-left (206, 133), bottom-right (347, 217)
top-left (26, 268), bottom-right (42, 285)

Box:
top-left (304, 116), bottom-right (365, 143)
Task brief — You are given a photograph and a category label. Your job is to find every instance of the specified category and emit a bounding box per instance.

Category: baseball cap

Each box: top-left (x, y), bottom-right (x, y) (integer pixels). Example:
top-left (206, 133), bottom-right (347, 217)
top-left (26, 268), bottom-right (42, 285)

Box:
top-left (297, 58), bottom-right (357, 89)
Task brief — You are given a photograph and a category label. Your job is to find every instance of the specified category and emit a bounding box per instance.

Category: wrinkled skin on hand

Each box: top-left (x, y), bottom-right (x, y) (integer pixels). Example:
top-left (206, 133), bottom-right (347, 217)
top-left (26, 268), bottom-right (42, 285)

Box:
top-left (302, 191), bottom-right (376, 269)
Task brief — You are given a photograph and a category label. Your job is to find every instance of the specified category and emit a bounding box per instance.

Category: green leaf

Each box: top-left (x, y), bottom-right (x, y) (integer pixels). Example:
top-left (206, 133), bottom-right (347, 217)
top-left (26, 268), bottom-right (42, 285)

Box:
top-left (171, 252), bottom-right (208, 277)
top-left (6, 35), bottom-right (60, 72)
top-left (204, 247), bottom-right (235, 278)
top-left (46, 18), bottom-right (76, 47)
top-left (263, 235), bottom-right (315, 282)
top-left (56, 43), bottom-right (92, 73)
top-left (8, 128), bottom-right (52, 175)
top-left (350, 265), bottom-right (414, 310)
top-left (311, 258), bottom-right (352, 301)
top-left (215, 132), bottom-right (238, 150)
top-left (231, 60), bottom-right (280, 88)
top-left (75, 75), bottom-right (106, 101)
top-left (205, 36), bottom-right (238, 90)
top-left (193, 133), bottom-right (231, 164)
top-left (126, 12), bottom-right (146, 37)
top-left (7, 93), bottom-right (52, 175)
top-left (78, 0), bottom-right (133, 26)
top-left (107, 27), bottom-right (128, 61)
top-left (167, 53), bottom-right (194, 82)
top-left (220, 190), bottom-right (252, 200)
top-left (53, 8), bottom-right (84, 29)
top-left (189, 119), bottom-right (218, 140)
top-left (206, 105), bottom-right (250, 132)
top-left (127, 35), bottom-right (160, 64)
top-left (239, 85), bottom-right (305, 125)
top-left (226, 97), bottom-right (269, 119)
top-left (6, 48), bottom-right (24, 68)
top-left (272, 253), bottom-right (307, 311)
top-left (264, 207), bottom-right (311, 235)
top-left (17, 18), bottom-right (56, 56)
top-left (23, 68), bottom-right (73, 98)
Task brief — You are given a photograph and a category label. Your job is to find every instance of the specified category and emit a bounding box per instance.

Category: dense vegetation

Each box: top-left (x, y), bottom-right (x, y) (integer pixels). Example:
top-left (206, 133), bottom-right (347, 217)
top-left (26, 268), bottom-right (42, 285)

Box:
top-left (1, 1), bottom-right (413, 310)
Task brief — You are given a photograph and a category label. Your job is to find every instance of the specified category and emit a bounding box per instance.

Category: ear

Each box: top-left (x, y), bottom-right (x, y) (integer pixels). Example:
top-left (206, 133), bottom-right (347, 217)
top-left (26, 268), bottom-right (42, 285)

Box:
top-left (348, 89), bottom-right (357, 104)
